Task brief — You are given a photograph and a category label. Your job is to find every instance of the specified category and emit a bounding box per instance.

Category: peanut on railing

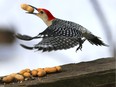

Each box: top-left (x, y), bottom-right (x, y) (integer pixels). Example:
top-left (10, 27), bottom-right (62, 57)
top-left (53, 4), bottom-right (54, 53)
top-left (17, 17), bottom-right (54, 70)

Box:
top-left (2, 66), bottom-right (62, 83)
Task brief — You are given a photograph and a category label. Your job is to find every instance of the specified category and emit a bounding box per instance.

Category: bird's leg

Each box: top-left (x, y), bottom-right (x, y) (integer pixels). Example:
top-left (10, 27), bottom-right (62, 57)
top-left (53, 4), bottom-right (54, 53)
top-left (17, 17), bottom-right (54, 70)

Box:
top-left (76, 38), bottom-right (86, 52)
top-left (15, 33), bottom-right (41, 41)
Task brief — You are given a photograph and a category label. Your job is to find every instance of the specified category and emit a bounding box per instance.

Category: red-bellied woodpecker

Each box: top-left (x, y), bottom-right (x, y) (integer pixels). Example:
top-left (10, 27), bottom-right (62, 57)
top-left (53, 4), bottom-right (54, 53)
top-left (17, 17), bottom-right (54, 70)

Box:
top-left (16, 5), bottom-right (108, 52)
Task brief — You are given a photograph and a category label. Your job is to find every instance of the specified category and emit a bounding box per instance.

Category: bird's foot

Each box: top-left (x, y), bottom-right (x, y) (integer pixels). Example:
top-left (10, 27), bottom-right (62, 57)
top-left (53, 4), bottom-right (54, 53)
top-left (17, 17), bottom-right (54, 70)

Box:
top-left (76, 44), bottom-right (82, 52)
top-left (75, 38), bottom-right (86, 52)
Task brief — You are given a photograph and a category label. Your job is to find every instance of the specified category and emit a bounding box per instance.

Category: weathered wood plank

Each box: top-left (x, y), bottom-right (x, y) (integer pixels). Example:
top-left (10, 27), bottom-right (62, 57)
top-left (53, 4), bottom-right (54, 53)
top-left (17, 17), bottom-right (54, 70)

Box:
top-left (0, 57), bottom-right (115, 87)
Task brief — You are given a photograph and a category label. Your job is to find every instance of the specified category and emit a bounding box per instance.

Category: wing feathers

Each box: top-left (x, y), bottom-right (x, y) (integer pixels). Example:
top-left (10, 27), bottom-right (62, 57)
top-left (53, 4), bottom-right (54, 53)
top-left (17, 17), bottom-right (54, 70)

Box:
top-left (34, 36), bottom-right (80, 52)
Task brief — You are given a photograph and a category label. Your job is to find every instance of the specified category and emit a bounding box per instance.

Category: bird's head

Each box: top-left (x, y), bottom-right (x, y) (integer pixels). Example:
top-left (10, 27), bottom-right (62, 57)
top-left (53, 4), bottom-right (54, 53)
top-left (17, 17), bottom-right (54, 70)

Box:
top-left (27, 5), bottom-right (55, 26)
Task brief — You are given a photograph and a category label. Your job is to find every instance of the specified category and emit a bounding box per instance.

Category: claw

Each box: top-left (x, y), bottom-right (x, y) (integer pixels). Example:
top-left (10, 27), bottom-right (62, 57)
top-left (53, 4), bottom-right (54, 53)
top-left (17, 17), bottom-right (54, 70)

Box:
top-left (76, 44), bottom-right (82, 52)
top-left (76, 38), bottom-right (86, 52)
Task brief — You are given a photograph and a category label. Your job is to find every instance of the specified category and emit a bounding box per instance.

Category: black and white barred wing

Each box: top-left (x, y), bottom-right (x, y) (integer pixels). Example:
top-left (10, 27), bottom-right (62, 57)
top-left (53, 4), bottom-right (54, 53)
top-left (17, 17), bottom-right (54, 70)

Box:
top-left (34, 36), bottom-right (82, 52)
top-left (39, 19), bottom-right (83, 38)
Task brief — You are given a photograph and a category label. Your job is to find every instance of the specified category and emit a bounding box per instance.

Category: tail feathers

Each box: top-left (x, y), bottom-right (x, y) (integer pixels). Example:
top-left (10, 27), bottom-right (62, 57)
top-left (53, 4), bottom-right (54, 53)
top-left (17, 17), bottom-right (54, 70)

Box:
top-left (87, 35), bottom-right (108, 46)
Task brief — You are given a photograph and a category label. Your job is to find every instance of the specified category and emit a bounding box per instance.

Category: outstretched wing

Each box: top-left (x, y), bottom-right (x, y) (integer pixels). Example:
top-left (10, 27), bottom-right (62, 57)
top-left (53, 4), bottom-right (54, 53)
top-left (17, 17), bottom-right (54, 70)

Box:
top-left (34, 36), bottom-right (82, 52)
top-left (39, 19), bottom-right (83, 38)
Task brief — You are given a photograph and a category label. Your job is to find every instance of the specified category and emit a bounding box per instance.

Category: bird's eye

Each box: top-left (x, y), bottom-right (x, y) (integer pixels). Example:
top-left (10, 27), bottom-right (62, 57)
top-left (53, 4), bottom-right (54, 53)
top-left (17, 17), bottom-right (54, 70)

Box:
top-left (40, 11), bottom-right (44, 14)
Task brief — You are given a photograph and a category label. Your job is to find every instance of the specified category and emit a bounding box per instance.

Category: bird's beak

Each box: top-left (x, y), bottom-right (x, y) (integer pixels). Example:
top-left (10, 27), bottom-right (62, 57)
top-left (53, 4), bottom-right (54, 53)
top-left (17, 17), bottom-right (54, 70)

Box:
top-left (26, 5), bottom-right (38, 15)
top-left (28, 5), bottom-right (38, 11)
